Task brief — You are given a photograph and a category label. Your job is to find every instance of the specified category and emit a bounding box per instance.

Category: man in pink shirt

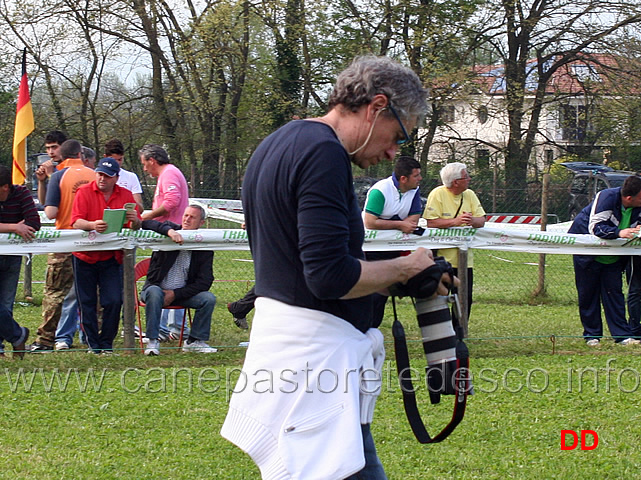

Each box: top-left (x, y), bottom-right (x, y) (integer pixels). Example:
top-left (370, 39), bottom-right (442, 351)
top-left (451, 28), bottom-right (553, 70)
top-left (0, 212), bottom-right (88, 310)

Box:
top-left (139, 144), bottom-right (191, 339)
top-left (139, 144), bottom-right (189, 224)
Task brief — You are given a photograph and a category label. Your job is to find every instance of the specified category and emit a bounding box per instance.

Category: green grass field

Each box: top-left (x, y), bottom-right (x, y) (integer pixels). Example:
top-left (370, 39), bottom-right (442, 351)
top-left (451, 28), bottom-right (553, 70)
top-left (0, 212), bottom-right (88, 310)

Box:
top-left (1, 249), bottom-right (639, 479)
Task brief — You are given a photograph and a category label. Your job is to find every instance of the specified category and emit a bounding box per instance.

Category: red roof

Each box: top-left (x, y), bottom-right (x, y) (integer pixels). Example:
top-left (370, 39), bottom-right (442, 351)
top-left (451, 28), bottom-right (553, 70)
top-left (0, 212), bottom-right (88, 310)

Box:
top-left (464, 54), bottom-right (640, 95)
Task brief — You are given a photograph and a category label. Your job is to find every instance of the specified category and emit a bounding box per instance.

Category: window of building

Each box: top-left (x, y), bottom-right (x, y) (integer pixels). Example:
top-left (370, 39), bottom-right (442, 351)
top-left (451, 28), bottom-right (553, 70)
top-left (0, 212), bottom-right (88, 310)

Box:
top-left (476, 149), bottom-right (490, 170)
top-left (439, 105), bottom-right (455, 123)
top-left (560, 104), bottom-right (588, 141)
top-left (572, 64), bottom-right (600, 82)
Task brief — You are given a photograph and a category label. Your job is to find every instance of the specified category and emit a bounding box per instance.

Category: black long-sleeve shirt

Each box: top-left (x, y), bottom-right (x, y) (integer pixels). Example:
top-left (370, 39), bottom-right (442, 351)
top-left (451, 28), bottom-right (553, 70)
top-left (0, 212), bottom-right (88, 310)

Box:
top-left (242, 120), bottom-right (372, 332)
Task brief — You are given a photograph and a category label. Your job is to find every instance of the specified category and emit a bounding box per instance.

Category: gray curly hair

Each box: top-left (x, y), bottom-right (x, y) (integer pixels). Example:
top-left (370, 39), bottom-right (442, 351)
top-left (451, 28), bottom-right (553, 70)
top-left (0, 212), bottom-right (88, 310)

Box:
top-left (328, 56), bottom-right (428, 125)
top-left (138, 144), bottom-right (170, 165)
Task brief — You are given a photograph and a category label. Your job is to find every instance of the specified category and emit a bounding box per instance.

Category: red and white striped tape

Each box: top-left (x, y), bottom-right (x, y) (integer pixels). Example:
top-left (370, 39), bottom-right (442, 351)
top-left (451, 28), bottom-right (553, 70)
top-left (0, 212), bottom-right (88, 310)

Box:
top-left (486, 214), bottom-right (541, 224)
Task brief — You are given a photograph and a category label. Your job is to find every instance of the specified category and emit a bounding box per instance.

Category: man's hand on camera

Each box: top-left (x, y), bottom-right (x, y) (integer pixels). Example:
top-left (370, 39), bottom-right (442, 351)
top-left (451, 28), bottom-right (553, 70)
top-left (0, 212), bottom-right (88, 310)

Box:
top-left (390, 263), bottom-right (441, 299)
top-left (389, 256), bottom-right (458, 299)
top-left (436, 272), bottom-right (458, 296)
top-left (403, 247), bottom-right (434, 278)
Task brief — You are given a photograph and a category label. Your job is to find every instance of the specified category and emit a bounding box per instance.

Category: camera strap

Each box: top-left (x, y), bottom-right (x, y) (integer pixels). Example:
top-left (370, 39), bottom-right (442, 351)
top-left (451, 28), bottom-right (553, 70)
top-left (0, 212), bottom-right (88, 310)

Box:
top-left (454, 192), bottom-right (465, 218)
top-left (391, 297), bottom-right (469, 444)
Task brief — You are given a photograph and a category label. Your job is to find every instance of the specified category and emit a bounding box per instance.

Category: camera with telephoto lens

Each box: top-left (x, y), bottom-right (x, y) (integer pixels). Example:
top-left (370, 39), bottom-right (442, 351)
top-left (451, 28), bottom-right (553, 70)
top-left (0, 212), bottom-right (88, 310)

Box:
top-left (390, 256), bottom-right (471, 404)
top-left (388, 256), bottom-right (453, 300)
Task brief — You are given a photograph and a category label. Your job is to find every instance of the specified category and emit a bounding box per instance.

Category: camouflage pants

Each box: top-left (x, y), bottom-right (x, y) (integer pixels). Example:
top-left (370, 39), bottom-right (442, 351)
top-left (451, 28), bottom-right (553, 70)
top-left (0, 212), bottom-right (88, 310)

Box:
top-left (37, 253), bottom-right (74, 346)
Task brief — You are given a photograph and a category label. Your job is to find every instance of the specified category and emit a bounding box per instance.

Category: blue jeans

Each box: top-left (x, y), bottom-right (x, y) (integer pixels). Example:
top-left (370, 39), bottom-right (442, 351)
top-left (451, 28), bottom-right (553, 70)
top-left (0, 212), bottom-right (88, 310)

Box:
top-left (160, 308), bottom-right (189, 336)
top-left (0, 255), bottom-right (22, 312)
top-left (344, 424), bottom-right (387, 479)
top-left (141, 286), bottom-right (216, 341)
top-left (73, 256), bottom-right (123, 352)
top-left (55, 286), bottom-right (78, 346)
top-left (0, 302), bottom-right (26, 345)
top-left (54, 286), bottom-right (87, 346)
top-left (0, 255), bottom-right (23, 351)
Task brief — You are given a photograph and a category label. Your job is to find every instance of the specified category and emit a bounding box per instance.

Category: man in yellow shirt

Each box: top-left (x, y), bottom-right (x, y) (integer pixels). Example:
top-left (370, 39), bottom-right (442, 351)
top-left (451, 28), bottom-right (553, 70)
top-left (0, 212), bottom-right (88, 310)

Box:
top-left (423, 162), bottom-right (485, 319)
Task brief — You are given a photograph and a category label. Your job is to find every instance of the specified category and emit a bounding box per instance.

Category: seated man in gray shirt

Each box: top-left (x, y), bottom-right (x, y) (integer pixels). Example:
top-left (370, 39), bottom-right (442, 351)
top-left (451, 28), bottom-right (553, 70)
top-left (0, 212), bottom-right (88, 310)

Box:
top-left (141, 204), bottom-right (217, 355)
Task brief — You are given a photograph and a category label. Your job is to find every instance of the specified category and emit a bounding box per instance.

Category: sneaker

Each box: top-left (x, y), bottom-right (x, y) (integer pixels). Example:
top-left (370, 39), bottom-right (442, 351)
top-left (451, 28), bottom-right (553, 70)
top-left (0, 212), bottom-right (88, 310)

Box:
top-left (135, 325), bottom-right (145, 339)
top-left (29, 342), bottom-right (53, 353)
top-left (145, 339), bottom-right (160, 356)
top-left (228, 303), bottom-right (249, 330)
top-left (55, 341), bottom-right (70, 351)
top-left (234, 316), bottom-right (249, 330)
top-left (12, 327), bottom-right (29, 360)
top-left (618, 338), bottom-right (641, 345)
top-left (168, 332), bottom-right (181, 341)
top-left (158, 331), bottom-right (170, 343)
top-left (122, 326), bottom-right (147, 339)
top-left (182, 340), bottom-right (217, 353)
top-left (586, 338), bottom-right (600, 347)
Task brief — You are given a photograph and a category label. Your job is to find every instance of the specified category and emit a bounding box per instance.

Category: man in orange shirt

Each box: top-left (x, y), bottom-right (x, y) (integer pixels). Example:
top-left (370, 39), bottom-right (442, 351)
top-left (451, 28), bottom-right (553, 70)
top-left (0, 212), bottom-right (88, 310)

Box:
top-left (30, 139), bottom-right (95, 352)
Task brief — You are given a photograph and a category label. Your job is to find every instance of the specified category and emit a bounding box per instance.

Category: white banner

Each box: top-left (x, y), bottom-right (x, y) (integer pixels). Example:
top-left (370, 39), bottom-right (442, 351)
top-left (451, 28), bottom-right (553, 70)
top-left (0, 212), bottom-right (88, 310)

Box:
top-left (38, 198), bottom-right (246, 226)
top-left (2, 223), bottom-right (641, 256)
top-left (363, 223), bottom-right (641, 255)
top-left (0, 228), bottom-right (132, 255)
top-left (0, 227), bottom-right (249, 255)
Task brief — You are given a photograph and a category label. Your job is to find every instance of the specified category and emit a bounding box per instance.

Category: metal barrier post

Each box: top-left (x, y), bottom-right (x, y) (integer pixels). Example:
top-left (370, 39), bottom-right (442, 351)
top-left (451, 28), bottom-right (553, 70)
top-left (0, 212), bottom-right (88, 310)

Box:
top-left (534, 173), bottom-right (549, 297)
top-left (122, 247), bottom-right (136, 353)
top-left (23, 254), bottom-right (33, 301)
top-left (457, 248), bottom-right (469, 337)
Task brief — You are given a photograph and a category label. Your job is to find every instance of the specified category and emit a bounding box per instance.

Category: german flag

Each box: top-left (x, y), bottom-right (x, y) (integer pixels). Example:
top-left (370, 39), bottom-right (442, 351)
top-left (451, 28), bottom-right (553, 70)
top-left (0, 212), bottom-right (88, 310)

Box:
top-left (12, 49), bottom-right (34, 185)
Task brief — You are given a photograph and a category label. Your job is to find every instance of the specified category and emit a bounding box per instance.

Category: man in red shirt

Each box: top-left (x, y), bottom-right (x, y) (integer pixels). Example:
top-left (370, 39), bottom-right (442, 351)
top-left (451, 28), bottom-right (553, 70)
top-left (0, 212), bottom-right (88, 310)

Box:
top-left (71, 157), bottom-right (142, 354)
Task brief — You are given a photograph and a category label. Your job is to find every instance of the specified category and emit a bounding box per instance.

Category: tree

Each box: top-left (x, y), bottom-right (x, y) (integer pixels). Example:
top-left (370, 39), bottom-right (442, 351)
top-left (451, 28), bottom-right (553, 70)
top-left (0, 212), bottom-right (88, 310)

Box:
top-left (0, 0), bottom-right (148, 153)
top-left (327, 0), bottom-right (485, 178)
top-left (470, 0), bottom-right (641, 208)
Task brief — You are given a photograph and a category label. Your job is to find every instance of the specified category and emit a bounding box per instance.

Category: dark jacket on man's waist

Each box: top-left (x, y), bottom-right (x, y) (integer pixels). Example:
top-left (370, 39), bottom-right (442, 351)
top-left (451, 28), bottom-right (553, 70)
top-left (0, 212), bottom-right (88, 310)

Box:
top-left (141, 219), bottom-right (214, 304)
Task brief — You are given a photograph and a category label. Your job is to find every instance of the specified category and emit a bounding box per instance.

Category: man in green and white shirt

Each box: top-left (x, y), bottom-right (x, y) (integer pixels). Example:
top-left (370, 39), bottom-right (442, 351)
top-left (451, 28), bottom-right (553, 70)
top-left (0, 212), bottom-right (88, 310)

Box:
top-left (362, 156), bottom-right (423, 327)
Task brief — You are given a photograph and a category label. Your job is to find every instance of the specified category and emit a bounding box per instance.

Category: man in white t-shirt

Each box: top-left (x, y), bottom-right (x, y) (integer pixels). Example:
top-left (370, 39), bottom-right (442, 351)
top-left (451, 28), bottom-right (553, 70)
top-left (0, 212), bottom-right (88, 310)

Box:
top-left (104, 138), bottom-right (144, 212)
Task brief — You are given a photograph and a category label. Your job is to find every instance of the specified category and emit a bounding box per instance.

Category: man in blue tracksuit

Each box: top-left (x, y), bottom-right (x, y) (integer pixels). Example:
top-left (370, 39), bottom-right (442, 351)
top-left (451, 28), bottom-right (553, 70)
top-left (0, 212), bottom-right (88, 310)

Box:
top-left (568, 175), bottom-right (641, 345)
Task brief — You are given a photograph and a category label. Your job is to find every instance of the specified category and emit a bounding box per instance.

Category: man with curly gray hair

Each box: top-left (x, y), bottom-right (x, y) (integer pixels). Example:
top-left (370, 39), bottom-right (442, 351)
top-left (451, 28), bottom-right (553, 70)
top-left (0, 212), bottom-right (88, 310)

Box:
top-left (222, 56), bottom-right (452, 479)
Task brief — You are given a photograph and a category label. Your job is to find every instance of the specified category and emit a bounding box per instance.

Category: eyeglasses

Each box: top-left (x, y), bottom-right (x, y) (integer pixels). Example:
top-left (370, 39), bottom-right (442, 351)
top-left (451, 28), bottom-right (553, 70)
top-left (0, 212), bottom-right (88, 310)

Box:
top-left (387, 103), bottom-right (412, 145)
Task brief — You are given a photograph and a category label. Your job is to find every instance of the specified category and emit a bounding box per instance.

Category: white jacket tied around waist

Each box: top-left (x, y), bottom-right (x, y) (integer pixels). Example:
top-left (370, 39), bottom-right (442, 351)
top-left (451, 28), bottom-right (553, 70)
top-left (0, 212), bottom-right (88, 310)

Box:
top-left (221, 297), bottom-right (385, 480)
